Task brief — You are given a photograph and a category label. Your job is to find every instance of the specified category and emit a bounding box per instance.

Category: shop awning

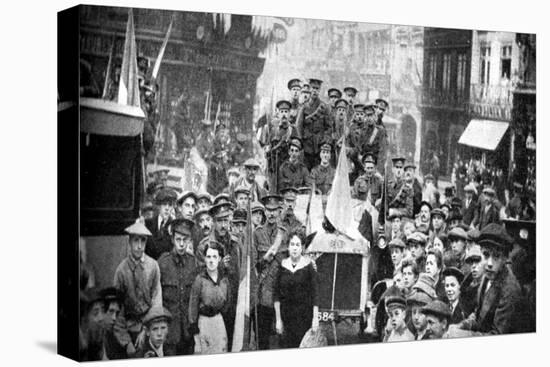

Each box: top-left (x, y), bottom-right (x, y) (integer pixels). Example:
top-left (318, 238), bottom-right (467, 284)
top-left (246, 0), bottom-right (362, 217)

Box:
top-left (459, 119), bottom-right (509, 151)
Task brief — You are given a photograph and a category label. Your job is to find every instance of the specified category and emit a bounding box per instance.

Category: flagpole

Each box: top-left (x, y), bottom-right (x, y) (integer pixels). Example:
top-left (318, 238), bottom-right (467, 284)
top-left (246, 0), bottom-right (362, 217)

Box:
top-left (101, 36), bottom-right (115, 99)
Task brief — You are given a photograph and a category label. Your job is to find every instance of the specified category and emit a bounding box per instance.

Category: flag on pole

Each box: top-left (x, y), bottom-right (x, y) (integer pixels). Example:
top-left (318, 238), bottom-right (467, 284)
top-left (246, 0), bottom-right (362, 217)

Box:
top-left (101, 36), bottom-right (115, 99)
top-left (325, 144), bottom-right (362, 240)
top-left (151, 13), bottom-right (175, 80)
top-left (117, 8), bottom-right (141, 108)
top-left (232, 185), bottom-right (257, 352)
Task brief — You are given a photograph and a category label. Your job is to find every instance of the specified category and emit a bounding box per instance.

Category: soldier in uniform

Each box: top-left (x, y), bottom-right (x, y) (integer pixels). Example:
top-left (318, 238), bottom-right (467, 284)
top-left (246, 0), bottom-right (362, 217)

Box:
top-left (254, 195), bottom-right (288, 349)
top-left (266, 100), bottom-right (300, 189)
top-left (278, 137), bottom-right (310, 193)
top-left (207, 149), bottom-right (229, 196)
top-left (296, 78), bottom-right (333, 170)
top-left (195, 119), bottom-right (215, 161)
top-left (358, 104), bottom-right (387, 170)
top-left (300, 81), bottom-right (311, 105)
top-left (194, 207), bottom-right (213, 242)
top-left (327, 88), bottom-right (342, 117)
top-left (157, 218), bottom-right (200, 355)
top-left (287, 78), bottom-right (302, 126)
top-left (379, 157), bottom-right (414, 225)
top-left (198, 202), bottom-right (242, 350)
top-left (332, 98), bottom-right (349, 150)
top-left (308, 140), bottom-right (336, 195)
top-left (279, 187), bottom-right (304, 236)
top-left (404, 162), bottom-right (423, 217)
top-left (375, 98), bottom-right (389, 127)
top-left (343, 86), bottom-right (358, 121)
top-left (145, 188), bottom-right (177, 260)
top-left (352, 154), bottom-right (383, 207)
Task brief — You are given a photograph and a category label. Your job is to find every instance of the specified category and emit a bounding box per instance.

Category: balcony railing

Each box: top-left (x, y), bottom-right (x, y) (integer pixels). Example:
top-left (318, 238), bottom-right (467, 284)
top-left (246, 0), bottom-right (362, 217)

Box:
top-left (469, 84), bottom-right (513, 121)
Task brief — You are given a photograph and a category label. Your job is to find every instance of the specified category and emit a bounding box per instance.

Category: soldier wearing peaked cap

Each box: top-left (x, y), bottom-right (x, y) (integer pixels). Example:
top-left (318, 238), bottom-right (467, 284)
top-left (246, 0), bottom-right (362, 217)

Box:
top-left (157, 217), bottom-right (200, 355)
top-left (296, 78), bottom-right (332, 171)
top-left (379, 156), bottom-right (414, 225)
top-left (352, 153), bottom-right (383, 205)
top-left (374, 98), bottom-right (389, 125)
top-left (327, 88), bottom-right (342, 115)
top-left (332, 98), bottom-right (349, 148)
top-left (277, 136), bottom-right (309, 194)
top-left (287, 78), bottom-right (302, 125)
top-left (114, 219), bottom-right (162, 346)
top-left (308, 138), bottom-right (336, 195)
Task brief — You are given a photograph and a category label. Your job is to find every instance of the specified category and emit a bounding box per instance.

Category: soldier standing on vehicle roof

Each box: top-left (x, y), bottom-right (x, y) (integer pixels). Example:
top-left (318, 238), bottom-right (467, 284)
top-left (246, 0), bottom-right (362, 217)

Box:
top-left (332, 98), bottom-right (349, 150)
top-left (296, 78), bottom-right (332, 171)
top-left (379, 157), bottom-right (414, 224)
top-left (352, 154), bottom-right (383, 207)
top-left (279, 187), bottom-right (304, 236)
top-left (343, 86), bottom-right (358, 121)
top-left (287, 78), bottom-right (302, 126)
top-left (327, 88), bottom-right (342, 117)
top-left (358, 104), bottom-right (386, 170)
top-left (308, 139), bottom-right (336, 196)
top-left (277, 137), bottom-right (310, 194)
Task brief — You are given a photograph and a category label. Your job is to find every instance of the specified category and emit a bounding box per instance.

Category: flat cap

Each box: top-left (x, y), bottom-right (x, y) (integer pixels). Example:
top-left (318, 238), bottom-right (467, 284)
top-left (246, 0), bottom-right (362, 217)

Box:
top-left (308, 78), bottom-right (323, 87)
top-left (261, 194), bottom-right (283, 210)
top-left (320, 139), bottom-right (333, 151)
top-left (213, 193), bottom-right (232, 206)
top-left (125, 219), bottom-right (152, 237)
top-left (478, 223), bottom-right (513, 253)
top-left (343, 86), bottom-right (358, 95)
top-left (464, 244), bottom-right (483, 262)
top-left (234, 186), bottom-right (250, 196)
top-left (388, 238), bottom-right (406, 249)
top-left (227, 166), bottom-right (241, 176)
top-left (404, 162), bottom-right (416, 170)
top-left (448, 227), bottom-right (468, 241)
top-left (412, 273), bottom-right (437, 300)
top-left (196, 192), bottom-right (213, 204)
top-left (244, 158), bottom-right (260, 168)
top-left (431, 208), bottom-right (445, 218)
top-left (177, 191), bottom-right (198, 205)
top-left (353, 103), bottom-right (366, 112)
top-left (464, 183), bottom-right (477, 195)
top-left (328, 88), bottom-right (342, 98)
top-left (251, 201), bottom-right (265, 214)
top-left (289, 137), bottom-right (303, 150)
top-left (99, 287), bottom-right (124, 304)
top-left (276, 100), bottom-right (292, 110)
top-left (194, 207), bottom-right (212, 220)
top-left (466, 228), bottom-right (481, 242)
top-left (143, 306), bottom-right (173, 326)
top-left (170, 217), bottom-right (195, 236)
top-left (407, 231), bottom-right (428, 245)
top-left (287, 78), bottom-right (302, 90)
top-left (363, 103), bottom-right (376, 115)
top-left (448, 211), bottom-right (463, 222)
top-left (154, 187), bottom-right (178, 205)
top-left (335, 98), bottom-right (349, 109)
top-left (209, 202), bottom-right (234, 219)
top-left (450, 197), bottom-right (463, 208)
top-left (232, 209), bottom-right (247, 224)
top-left (421, 300), bottom-right (451, 320)
top-left (388, 208), bottom-right (403, 220)
top-left (362, 153), bottom-right (377, 164)
top-left (375, 98), bottom-right (389, 110)
top-left (442, 266), bottom-right (465, 284)
top-left (385, 295), bottom-right (407, 310)
top-left (406, 290), bottom-right (433, 307)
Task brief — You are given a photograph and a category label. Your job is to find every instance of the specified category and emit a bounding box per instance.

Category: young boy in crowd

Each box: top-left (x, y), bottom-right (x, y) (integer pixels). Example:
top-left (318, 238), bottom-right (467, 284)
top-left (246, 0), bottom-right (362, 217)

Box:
top-left (383, 295), bottom-right (415, 342)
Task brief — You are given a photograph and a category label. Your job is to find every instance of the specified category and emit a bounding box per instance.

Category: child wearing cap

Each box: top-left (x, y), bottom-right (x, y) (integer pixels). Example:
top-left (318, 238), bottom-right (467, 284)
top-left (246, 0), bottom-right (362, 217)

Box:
top-left (383, 295), bottom-right (415, 342)
top-left (135, 307), bottom-right (173, 358)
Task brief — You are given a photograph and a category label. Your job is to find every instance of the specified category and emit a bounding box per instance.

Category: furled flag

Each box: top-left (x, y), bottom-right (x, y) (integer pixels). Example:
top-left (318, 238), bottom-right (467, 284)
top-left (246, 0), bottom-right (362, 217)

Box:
top-left (151, 13), bottom-right (175, 81)
top-left (117, 8), bottom-right (141, 108)
top-left (232, 185), bottom-right (257, 352)
top-left (325, 144), bottom-right (362, 240)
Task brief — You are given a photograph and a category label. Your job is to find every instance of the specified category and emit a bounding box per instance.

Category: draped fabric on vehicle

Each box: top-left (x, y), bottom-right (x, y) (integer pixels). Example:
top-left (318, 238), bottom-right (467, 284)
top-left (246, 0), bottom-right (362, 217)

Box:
top-left (459, 119), bottom-right (509, 151)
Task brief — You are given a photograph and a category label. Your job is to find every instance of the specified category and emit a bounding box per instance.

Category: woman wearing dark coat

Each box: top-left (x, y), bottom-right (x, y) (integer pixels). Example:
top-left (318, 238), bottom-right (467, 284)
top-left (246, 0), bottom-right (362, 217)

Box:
top-left (274, 231), bottom-right (319, 348)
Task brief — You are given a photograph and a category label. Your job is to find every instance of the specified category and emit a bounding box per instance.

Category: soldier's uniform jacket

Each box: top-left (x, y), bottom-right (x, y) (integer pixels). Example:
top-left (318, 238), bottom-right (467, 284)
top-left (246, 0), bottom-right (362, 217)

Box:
top-left (277, 159), bottom-right (309, 194)
top-left (347, 119), bottom-right (364, 150)
top-left (308, 163), bottom-right (335, 195)
top-left (157, 249), bottom-right (200, 346)
top-left (266, 120), bottom-right (299, 176)
top-left (358, 123), bottom-right (385, 161)
top-left (352, 173), bottom-right (383, 204)
top-left (207, 158), bottom-right (228, 196)
top-left (254, 223), bottom-right (288, 307)
top-left (280, 210), bottom-right (304, 236)
top-left (380, 179), bottom-right (414, 222)
top-left (296, 98), bottom-right (332, 156)
top-left (289, 98), bottom-right (301, 126)
top-left (332, 116), bottom-right (347, 145)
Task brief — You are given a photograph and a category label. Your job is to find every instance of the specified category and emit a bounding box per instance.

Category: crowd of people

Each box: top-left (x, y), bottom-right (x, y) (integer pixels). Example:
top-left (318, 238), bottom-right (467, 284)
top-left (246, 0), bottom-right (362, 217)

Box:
top-left (78, 77), bottom-right (536, 360)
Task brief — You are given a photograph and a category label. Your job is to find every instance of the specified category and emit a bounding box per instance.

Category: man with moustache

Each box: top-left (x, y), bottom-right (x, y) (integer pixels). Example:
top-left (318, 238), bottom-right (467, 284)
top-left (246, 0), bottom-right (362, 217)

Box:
top-left (332, 98), bottom-right (349, 151)
top-left (194, 208), bottom-right (213, 255)
top-left (254, 195), bottom-right (288, 349)
top-left (296, 78), bottom-right (332, 170)
top-left (403, 163), bottom-right (423, 217)
top-left (279, 187), bottom-right (304, 236)
top-left (145, 188), bottom-right (177, 260)
top-left (417, 201), bottom-right (432, 233)
top-left (277, 137), bottom-right (309, 193)
top-left (287, 78), bottom-right (302, 126)
top-left (158, 218), bottom-right (200, 355)
top-left (327, 88), bottom-right (342, 115)
top-left (451, 223), bottom-right (524, 335)
top-left (374, 98), bottom-right (389, 127)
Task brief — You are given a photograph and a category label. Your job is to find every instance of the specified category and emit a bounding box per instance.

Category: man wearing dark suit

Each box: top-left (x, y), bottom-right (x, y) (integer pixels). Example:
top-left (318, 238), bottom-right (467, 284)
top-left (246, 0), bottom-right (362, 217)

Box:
top-left (462, 183), bottom-right (478, 227)
top-left (452, 224), bottom-right (525, 335)
top-left (145, 188), bottom-right (177, 260)
top-left (473, 187), bottom-right (501, 230)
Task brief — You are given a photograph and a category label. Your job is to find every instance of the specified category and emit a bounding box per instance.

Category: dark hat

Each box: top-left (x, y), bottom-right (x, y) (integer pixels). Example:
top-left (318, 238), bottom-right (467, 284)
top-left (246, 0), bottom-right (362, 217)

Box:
top-left (125, 219), bottom-right (152, 237)
top-left (308, 78), bottom-right (323, 87)
top-left (327, 88), bottom-right (342, 98)
top-left (301, 84), bottom-right (311, 94)
top-left (466, 228), bottom-right (481, 242)
top-left (407, 231), bottom-right (428, 246)
top-left (424, 173), bottom-right (435, 181)
top-left (375, 98), bottom-right (389, 110)
top-left (244, 158), bottom-right (261, 168)
top-left (502, 219), bottom-right (535, 248)
top-left (388, 208), bottom-right (403, 221)
top-left (444, 186), bottom-right (455, 196)
top-left (465, 244), bottom-right (483, 262)
top-left (251, 201), bottom-right (265, 214)
top-left (289, 137), bottom-right (303, 150)
top-left (421, 300), bottom-right (451, 320)
top-left (170, 217), bottom-right (195, 236)
top-left (363, 103), bottom-right (376, 115)
top-left (442, 266), bottom-right (465, 284)
top-left (450, 197), bottom-right (462, 208)
top-left (448, 227), bottom-right (468, 241)
top-left (276, 100), bottom-right (292, 110)
top-left (280, 186), bottom-right (299, 197)
top-left (287, 78), bottom-right (302, 90)
top-left (412, 273), bottom-right (437, 300)
top-left (194, 207), bottom-right (212, 220)
top-left (406, 291), bottom-right (433, 307)
top-left (440, 203), bottom-right (451, 213)
top-left (404, 162), bottom-right (416, 170)
top-left (196, 192), bottom-right (213, 204)
top-left (448, 210), bottom-right (463, 222)
top-left (143, 306), bottom-right (173, 326)
top-left (213, 193), bottom-right (232, 206)
top-left (431, 208), bottom-right (445, 218)
top-left (343, 86), bottom-right (358, 96)
top-left (154, 188), bottom-right (177, 205)
top-left (99, 287), bottom-right (124, 304)
top-left (209, 202), bottom-right (234, 219)
top-left (335, 98), bottom-right (349, 109)
top-left (353, 103), bottom-right (366, 112)
top-left (478, 223), bottom-right (513, 253)
top-left (362, 153), bottom-right (377, 164)
top-left (320, 139), bottom-right (333, 151)
top-left (261, 194), bottom-right (283, 210)
top-left (385, 295), bottom-right (407, 310)
top-left (420, 200), bottom-right (433, 212)
top-left (391, 156), bottom-right (406, 165)
top-left (232, 209), bottom-right (247, 224)
top-left (234, 186), bottom-right (250, 196)
top-left (388, 238), bottom-right (406, 249)
top-left (177, 191), bottom-right (198, 205)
